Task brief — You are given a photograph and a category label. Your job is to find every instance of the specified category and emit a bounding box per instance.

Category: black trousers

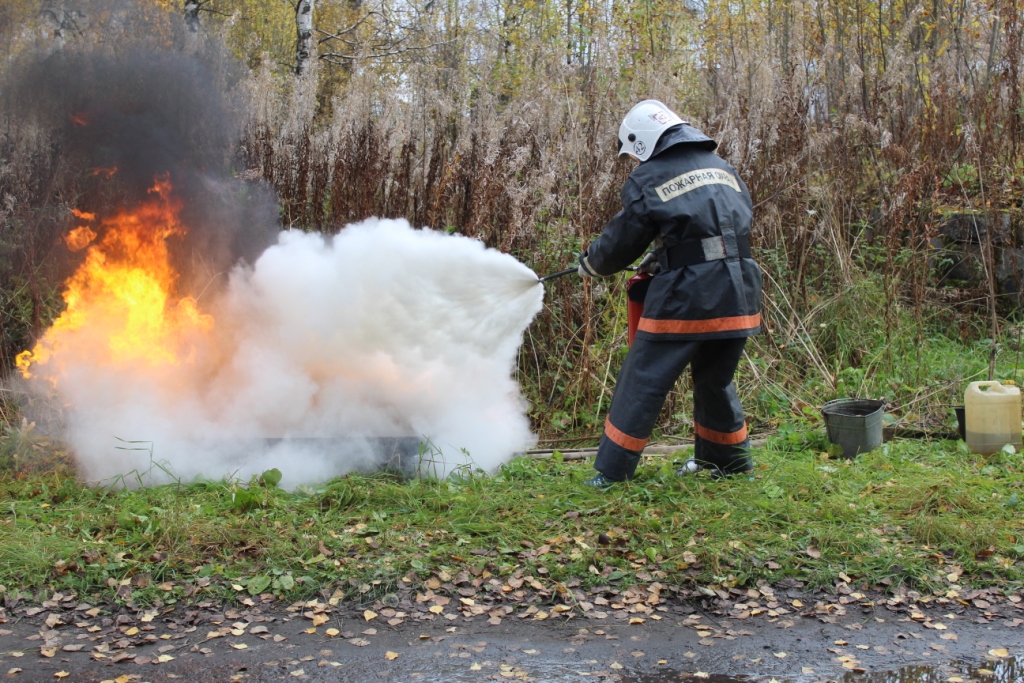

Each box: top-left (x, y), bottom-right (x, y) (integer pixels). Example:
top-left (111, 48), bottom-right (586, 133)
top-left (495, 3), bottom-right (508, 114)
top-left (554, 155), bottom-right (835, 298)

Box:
top-left (594, 336), bottom-right (751, 481)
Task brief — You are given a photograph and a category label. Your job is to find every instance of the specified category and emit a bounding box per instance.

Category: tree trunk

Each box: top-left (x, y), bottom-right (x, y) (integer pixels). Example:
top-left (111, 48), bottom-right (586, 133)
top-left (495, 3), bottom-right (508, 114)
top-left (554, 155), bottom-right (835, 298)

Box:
top-left (184, 0), bottom-right (199, 32)
top-left (40, 1), bottom-right (67, 52)
top-left (295, 0), bottom-right (315, 76)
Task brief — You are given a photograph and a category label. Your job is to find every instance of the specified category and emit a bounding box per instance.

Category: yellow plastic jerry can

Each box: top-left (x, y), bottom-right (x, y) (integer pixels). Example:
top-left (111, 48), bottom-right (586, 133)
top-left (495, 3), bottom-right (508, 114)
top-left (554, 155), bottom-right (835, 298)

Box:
top-left (965, 380), bottom-right (1022, 455)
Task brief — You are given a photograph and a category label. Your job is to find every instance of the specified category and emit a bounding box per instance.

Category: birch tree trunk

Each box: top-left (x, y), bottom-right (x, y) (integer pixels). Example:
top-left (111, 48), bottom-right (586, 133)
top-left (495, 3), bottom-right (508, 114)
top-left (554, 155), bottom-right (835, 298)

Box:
top-left (295, 0), bottom-right (315, 75)
top-left (184, 0), bottom-right (200, 32)
top-left (40, 1), bottom-right (67, 52)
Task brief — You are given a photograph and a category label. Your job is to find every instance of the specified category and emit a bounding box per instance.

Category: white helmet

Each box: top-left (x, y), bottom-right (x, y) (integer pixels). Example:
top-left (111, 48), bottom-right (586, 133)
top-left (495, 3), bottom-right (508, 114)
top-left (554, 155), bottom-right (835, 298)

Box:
top-left (618, 100), bottom-right (686, 162)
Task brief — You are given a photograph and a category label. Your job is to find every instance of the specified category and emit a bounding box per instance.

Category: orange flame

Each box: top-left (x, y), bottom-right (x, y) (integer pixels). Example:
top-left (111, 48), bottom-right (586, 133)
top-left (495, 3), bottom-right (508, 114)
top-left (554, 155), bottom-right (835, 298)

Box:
top-left (65, 226), bottom-right (97, 252)
top-left (16, 176), bottom-right (213, 381)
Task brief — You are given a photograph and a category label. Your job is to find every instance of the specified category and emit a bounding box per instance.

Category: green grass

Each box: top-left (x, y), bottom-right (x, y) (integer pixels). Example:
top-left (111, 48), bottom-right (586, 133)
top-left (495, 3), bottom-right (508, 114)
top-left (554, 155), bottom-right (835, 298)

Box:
top-left (2, 430), bottom-right (1024, 609)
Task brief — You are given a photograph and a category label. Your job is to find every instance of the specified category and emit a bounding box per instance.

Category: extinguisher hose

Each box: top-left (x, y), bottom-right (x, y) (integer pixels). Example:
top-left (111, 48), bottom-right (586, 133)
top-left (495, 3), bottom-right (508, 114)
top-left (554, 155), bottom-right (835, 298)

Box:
top-left (538, 265), bottom-right (638, 284)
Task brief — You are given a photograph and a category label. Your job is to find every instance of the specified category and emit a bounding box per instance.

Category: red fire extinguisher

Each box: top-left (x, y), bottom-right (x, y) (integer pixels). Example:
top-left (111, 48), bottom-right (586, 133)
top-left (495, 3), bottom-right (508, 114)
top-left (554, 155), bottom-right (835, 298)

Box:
top-left (626, 272), bottom-right (653, 347)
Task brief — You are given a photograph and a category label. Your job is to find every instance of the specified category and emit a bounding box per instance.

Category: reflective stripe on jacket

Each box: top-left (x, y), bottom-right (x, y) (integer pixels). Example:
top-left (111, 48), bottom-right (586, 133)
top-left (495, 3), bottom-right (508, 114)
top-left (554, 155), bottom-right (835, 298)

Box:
top-left (583, 125), bottom-right (763, 342)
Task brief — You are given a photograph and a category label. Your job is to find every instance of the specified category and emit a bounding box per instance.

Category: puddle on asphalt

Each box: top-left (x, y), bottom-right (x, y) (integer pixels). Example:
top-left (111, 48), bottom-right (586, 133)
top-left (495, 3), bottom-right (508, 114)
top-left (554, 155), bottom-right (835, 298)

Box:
top-left (838, 654), bottom-right (1024, 682)
top-left (259, 655), bottom-right (1023, 682)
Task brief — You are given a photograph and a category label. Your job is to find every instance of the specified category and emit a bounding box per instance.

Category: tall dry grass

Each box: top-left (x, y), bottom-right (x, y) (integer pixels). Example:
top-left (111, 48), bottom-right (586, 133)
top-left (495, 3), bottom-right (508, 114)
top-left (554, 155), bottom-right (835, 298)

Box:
top-left (1, 0), bottom-right (1022, 440)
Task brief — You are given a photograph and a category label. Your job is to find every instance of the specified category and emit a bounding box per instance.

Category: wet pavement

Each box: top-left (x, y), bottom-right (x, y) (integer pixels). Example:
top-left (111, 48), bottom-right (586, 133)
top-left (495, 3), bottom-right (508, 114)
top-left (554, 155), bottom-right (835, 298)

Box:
top-left (3, 600), bottom-right (1024, 682)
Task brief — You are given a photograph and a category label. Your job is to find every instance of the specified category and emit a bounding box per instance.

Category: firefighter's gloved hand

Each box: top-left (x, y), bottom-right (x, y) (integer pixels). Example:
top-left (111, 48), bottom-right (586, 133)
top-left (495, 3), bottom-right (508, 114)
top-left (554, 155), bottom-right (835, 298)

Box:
top-left (637, 251), bottom-right (662, 275)
top-left (578, 252), bottom-right (603, 279)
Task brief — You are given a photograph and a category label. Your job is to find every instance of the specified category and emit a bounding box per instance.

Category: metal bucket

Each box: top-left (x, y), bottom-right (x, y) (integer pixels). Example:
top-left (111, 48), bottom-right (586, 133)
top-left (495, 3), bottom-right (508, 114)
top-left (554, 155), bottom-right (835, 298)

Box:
top-left (821, 399), bottom-right (885, 458)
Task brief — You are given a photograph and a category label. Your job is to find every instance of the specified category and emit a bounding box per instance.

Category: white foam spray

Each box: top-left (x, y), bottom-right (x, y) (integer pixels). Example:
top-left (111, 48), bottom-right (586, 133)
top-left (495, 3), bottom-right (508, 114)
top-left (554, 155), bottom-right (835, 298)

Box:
top-left (29, 219), bottom-right (545, 488)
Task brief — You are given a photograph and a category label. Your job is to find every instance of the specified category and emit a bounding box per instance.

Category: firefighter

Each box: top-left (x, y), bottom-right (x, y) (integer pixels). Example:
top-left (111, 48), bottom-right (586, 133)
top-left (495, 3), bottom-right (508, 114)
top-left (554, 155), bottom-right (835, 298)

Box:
top-left (579, 100), bottom-right (762, 488)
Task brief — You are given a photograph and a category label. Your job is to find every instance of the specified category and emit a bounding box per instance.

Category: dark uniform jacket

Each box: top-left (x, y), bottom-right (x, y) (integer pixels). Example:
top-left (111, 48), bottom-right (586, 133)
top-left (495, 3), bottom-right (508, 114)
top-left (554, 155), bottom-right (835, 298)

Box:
top-left (582, 125), bottom-right (762, 341)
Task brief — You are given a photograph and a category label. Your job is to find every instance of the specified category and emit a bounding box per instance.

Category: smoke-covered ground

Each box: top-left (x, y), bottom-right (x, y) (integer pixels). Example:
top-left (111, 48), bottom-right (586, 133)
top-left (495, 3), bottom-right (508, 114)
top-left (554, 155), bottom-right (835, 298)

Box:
top-left (5, 45), bottom-right (546, 488)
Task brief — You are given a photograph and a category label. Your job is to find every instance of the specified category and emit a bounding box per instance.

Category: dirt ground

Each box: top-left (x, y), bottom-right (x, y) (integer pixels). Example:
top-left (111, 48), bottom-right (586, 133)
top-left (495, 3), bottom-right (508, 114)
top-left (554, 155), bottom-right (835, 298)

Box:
top-left (2, 588), bottom-right (1024, 683)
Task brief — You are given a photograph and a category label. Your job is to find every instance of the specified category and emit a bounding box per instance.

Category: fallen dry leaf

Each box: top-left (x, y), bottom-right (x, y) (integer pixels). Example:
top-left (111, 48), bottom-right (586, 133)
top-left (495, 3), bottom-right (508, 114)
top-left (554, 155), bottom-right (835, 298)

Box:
top-left (230, 643), bottom-right (248, 650)
top-left (773, 652), bottom-right (787, 658)
top-left (609, 662), bottom-right (623, 670)
top-left (364, 610), bottom-right (378, 621)
top-left (385, 651), bottom-right (399, 660)
top-left (805, 546), bottom-right (821, 559)
top-left (158, 654), bottom-right (175, 663)
top-left (312, 614), bottom-right (329, 627)
top-left (629, 617), bottom-right (645, 625)
top-left (53, 673), bottom-right (69, 679)
top-left (989, 648), bottom-right (1010, 658)
top-left (325, 628), bottom-right (340, 637)
top-left (39, 648), bottom-right (56, 658)
top-left (7, 669), bottom-right (22, 675)
top-left (429, 605), bottom-right (444, 614)
top-left (290, 670), bottom-right (305, 677)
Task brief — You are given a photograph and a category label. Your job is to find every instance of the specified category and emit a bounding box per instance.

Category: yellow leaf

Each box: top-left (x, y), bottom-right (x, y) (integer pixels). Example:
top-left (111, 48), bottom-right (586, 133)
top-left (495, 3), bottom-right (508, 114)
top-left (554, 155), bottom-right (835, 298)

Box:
top-left (385, 651), bottom-right (399, 660)
top-left (364, 610), bottom-right (378, 621)
top-left (40, 648), bottom-right (56, 658)
top-left (115, 677), bottom-right (131, 683)
top-left (551, 605), bottom-right (572, 613)
top-left (774, 652), bottom-right (787, 658)
top-left (470, 663), bottom-right (482, 670)
top-left (312, 614), bottom-right (329, 627)
top-left (124, 627), bottom-right (139, 636)
top-left (791, 599), bottom-right (803, 607)
top-left (230, 643), bottom-right (248, 650)
top-left (989, 648), bottom-right (1009, 658)
top-left (429, 605), bottom-right (444, 614)
top-left (533, 611), bottom-right (549, 621)
top-left (7, 669), bottom-right (22, 675)
top-left (629, 618), bottom-right (645, 625)
top-left (325, 628), bottom-right (340, 637)
top-left (610, 662), bottom-right (623, 670)
top-left (157, 654), bottom-right (175, 663)
top-left (54, 673), bottom-right (69, 679)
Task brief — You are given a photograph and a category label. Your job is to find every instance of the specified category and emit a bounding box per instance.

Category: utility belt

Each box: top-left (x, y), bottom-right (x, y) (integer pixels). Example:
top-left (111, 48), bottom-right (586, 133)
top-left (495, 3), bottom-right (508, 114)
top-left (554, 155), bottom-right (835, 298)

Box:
top-left (657, 232), bottom-right (751, 271)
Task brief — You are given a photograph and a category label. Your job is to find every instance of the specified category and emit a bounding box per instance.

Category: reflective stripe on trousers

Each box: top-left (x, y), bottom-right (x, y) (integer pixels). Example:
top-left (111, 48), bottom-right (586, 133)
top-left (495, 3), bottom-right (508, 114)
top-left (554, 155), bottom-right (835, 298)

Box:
top-left (595, 336), bottom-right (751, 481)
